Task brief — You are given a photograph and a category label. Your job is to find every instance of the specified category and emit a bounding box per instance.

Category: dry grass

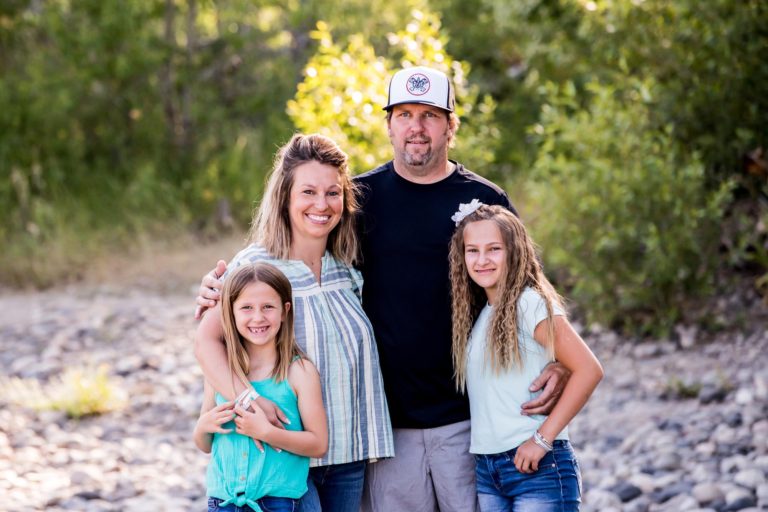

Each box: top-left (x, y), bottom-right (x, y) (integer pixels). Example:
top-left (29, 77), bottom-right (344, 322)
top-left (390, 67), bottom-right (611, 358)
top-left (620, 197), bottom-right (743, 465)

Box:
top-left (84, 232), bottom-right (248, 294)
top-left (0, 231), bottom-right (247, 295)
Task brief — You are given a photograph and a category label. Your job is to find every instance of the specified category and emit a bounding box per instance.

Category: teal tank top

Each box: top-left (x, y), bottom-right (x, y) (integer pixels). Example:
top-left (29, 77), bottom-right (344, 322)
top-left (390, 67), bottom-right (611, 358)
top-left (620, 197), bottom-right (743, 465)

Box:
top-left (206, 372), bottom-right (308, 511)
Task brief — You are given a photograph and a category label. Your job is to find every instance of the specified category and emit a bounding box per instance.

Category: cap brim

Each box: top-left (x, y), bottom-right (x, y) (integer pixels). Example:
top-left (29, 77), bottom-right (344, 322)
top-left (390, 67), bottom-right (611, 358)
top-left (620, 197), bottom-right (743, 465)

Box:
top-left (383, 100), bottom-right (454, 112)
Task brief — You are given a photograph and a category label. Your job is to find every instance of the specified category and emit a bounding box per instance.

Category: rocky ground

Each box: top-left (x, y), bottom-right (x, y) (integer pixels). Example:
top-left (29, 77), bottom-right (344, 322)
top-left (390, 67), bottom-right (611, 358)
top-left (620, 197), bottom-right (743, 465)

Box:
top-left (0, 270), bottom-right (766, 511)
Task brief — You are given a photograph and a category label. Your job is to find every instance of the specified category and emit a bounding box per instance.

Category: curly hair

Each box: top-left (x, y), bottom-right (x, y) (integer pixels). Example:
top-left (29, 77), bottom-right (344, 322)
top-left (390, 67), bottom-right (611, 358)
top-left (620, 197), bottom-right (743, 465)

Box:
top-left (248, 133), bottom-right (360, 265)
top-left (449, 205), bottom-right (564, 391)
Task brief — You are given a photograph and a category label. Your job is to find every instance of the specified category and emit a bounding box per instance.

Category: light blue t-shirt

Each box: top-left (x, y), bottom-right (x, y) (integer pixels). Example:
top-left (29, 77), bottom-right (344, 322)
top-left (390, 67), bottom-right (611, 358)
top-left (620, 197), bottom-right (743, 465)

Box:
top-left (466, 287), bottom-right (567, 454)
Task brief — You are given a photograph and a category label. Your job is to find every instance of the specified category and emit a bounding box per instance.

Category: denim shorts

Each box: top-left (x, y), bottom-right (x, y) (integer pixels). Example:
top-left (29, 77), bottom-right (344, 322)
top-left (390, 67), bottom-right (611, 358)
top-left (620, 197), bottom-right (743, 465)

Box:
top-left (208, 496), bottom-right (297, 512)
top-left (474, 440), bottom-right (582, 512)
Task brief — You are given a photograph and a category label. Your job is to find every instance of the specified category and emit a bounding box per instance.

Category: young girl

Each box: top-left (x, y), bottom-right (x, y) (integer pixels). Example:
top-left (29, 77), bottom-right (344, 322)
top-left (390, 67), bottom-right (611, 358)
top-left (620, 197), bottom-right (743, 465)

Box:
top-left (448, 202), bottom-right (603, 511)
top-left (194, 262), bottom-right (328, 512)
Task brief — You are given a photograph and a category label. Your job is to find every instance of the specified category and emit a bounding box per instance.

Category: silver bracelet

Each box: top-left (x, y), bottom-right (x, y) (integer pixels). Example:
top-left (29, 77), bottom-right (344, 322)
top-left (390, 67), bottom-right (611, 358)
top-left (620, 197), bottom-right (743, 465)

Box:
top-left (533, 430), bottom-right (553, 452)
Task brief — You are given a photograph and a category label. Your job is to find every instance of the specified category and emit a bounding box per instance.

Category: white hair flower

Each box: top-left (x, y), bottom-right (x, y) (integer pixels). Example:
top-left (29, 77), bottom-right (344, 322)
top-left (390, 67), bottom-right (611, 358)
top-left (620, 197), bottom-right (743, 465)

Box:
top-left (451, 199), bottom-right (485, 226)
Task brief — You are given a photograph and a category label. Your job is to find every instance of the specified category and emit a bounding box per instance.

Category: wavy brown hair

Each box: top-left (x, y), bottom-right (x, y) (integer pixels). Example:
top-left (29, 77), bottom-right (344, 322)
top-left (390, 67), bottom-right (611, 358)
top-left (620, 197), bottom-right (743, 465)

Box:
top-left (449, 205), bottom-right (564, 391)
top-left (220, 262), bottom-right (305, 389)
top-left (248, 133), bottom-right (360, 265)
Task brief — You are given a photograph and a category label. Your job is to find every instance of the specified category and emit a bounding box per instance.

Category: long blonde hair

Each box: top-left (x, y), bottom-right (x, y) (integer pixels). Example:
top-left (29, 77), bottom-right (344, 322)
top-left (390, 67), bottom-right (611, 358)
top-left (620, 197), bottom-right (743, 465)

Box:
top-left (449, 205), bottom-right (564, 391)
top-left (220, 262), bottom-right (304, 391)
top-left (248, 133), bottom-right (360, 265)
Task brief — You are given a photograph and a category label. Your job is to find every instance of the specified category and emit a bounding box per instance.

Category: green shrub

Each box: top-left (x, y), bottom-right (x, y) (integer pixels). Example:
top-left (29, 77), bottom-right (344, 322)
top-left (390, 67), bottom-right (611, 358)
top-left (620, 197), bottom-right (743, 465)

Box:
top-left (528, 80), bottom-right (732, 334)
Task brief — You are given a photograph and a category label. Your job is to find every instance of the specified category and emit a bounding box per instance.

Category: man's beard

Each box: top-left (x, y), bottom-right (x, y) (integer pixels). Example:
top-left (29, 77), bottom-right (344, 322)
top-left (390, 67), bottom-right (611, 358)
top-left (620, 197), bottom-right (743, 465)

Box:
top-left (404, 148), bottom-right (432, 167)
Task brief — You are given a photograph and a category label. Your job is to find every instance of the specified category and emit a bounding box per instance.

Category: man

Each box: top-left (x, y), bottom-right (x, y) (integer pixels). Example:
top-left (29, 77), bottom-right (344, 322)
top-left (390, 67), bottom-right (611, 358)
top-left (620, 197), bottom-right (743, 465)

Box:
top-left (195, 66), bottom-right (567, 511)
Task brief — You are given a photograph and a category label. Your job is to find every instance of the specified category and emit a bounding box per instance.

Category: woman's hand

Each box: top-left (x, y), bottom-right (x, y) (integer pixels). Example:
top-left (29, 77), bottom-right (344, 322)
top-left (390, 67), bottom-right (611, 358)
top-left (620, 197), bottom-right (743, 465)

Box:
top-left (513, 438), bottom-right (548, 474)
top-left (196, 401), bottom-right (234, 435)
top-left (194, 260), bottom-right (227, 319)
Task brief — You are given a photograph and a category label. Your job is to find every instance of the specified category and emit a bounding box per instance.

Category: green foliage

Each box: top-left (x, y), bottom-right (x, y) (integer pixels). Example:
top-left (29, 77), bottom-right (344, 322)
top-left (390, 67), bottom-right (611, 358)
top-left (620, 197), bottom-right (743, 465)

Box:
top-left (0, 0), bottom-right (307, 284)
top-left (465, 0), bottom-right (768, 178)
top-left (1, 365), bottom-right (125, 419)
top-left (1, 0), bottom-right (765, 335)
top-left (288, 9), bottom-right (499, 174)
top-left (570, 0), bottom-right (768, 177)
top-left (529, 80), bottom-right (732, 334)
top-left (288, 23), bottom-right (391, 173)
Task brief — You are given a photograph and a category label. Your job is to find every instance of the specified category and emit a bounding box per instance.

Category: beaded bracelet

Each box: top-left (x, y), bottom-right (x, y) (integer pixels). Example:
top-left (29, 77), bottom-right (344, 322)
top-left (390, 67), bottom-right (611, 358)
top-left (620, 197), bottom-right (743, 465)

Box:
top-left (533, 430), bottom-right (553, 452)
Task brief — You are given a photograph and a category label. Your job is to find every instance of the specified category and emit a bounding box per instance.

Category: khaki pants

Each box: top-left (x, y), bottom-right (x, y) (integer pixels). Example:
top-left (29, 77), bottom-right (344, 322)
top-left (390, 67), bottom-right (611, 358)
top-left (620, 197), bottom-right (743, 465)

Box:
top-left (362, 420), bottom-right (478, 512)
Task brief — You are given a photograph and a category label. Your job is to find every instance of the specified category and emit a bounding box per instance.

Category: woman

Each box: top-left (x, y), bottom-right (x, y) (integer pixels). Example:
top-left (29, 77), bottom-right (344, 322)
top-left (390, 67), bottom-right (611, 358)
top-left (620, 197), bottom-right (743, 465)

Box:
top-left (195, 133), bottom-right (393, 512)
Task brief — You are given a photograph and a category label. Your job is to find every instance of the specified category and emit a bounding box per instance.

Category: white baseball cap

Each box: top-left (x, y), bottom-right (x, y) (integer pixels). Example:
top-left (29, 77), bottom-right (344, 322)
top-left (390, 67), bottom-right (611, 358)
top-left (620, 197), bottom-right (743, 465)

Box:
top-left (383, 66), bottom-right (455, 112)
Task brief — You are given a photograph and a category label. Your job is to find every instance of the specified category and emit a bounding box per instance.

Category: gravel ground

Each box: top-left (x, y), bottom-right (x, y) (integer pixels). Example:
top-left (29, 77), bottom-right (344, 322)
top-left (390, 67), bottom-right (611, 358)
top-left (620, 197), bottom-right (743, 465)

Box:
top-left (0, 281), bottom-right (766, 512)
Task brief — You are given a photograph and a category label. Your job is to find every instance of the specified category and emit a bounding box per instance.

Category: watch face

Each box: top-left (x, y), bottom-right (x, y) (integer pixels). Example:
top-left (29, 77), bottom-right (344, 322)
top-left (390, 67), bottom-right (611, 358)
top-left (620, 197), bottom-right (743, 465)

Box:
top-left (235, 388), bottom-right (257, 411)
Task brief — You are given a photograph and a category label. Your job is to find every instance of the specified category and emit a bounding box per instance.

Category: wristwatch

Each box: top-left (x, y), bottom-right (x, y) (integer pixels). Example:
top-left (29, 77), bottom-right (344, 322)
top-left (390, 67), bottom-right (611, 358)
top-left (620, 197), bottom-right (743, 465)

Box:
top-left (235, 388), bottom-right (260, 411)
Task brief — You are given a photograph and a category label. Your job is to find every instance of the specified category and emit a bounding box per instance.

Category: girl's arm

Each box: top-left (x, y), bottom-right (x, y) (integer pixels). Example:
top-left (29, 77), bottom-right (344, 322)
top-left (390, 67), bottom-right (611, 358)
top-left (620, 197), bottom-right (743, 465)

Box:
top-left (193, 380), bottom-right (234, 453)
top-left (515, 316), bottom-right (604, 473)
top-left (234, 359), bottom-right (328, 458)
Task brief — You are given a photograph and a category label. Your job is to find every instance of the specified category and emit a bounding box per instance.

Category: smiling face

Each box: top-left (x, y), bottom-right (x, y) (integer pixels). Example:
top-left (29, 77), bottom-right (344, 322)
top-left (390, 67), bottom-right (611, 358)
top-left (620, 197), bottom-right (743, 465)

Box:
top-left (463, 219), bottom-right (508, 305)
top-left (287, 161), bottom-right (344, 247)
top-left (233, 281), bottom-right (288, 348)
top-left (387, 103), bottom-right (453, 179)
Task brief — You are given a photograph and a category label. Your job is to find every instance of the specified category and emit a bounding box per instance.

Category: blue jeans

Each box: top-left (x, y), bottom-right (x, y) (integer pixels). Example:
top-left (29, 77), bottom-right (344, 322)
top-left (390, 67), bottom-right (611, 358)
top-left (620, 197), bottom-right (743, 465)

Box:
top-left (298, 460), bottom-right (366, 512)
top-left (475, 440), bottom-right (582, 512)
top-left (208, 496), bottom-right (297, 512)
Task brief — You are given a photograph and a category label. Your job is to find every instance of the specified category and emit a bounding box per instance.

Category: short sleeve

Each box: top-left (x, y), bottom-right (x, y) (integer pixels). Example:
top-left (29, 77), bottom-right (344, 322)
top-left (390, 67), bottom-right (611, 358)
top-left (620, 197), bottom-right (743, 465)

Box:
top-left (222, 244), bottom-right (268, 280)
top-left (517, 288), bottom-right (565, 338)
top-left (347, 266), bottom-right (364, 301)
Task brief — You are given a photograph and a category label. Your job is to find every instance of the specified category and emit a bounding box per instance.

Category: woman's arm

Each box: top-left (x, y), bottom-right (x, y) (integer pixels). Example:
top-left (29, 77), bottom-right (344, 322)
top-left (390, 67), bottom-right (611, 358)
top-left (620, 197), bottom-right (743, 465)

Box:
top-left (233, 360), bottom-right (328, 458)
top-left (193, 380), bottom-right (233, 453)
top-left (515, 316), bottom-right (603, 473)
top-left (195, 303), bottom-right (290, 431)
top-left (194, 304), bottom-right (242, 401)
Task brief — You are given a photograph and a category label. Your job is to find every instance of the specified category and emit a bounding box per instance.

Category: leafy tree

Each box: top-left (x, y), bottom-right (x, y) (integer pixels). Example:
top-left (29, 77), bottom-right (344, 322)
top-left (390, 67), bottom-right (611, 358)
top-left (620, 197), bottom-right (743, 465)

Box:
top-left (528, 79), bottom-right (731, 333)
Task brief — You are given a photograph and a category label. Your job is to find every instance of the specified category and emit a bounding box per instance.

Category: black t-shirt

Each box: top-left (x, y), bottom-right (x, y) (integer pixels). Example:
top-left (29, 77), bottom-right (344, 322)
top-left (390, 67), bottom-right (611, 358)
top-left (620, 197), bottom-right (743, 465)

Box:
top-left (354, 161), bottom-right (515, 428)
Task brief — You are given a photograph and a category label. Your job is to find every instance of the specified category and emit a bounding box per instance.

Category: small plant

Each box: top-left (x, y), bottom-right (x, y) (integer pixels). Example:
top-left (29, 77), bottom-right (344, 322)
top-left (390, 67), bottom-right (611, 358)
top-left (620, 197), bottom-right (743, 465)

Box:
top-left (663, 377), bottom-right (702, 399)
top-left (0, 364), bottom-right (126, 419)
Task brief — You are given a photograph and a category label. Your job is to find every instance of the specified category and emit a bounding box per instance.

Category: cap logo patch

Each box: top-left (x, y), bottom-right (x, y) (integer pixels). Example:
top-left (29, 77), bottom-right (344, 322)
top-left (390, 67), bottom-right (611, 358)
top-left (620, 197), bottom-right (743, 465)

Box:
top-left (406, 73), bottom-right (430, 96)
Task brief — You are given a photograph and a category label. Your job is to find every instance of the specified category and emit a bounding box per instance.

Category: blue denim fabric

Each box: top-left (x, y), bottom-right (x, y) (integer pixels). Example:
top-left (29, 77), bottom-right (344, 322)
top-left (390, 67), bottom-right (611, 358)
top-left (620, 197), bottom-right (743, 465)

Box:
top-left (474, 440), bottom-right (582, 512)
top-left (208, 496), bottom-right (297, 512)
top-left (298, 460), bottom-right (367, 512)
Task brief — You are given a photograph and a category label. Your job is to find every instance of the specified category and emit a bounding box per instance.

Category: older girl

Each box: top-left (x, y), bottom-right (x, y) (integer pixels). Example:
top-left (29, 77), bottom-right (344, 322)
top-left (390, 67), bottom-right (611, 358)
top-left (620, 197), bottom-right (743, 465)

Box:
top-left (448, 202), bottom-right (603, 511)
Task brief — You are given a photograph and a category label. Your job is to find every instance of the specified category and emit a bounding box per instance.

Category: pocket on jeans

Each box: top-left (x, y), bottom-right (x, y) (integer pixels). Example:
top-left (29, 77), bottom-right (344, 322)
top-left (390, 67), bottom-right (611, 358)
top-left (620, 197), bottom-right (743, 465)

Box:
top-left (260, 496), bottom-right (296, 512)
top-left (532, 450), bottom-right (558, 474)
top-left (206, 497), bottom-right (220, 512)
